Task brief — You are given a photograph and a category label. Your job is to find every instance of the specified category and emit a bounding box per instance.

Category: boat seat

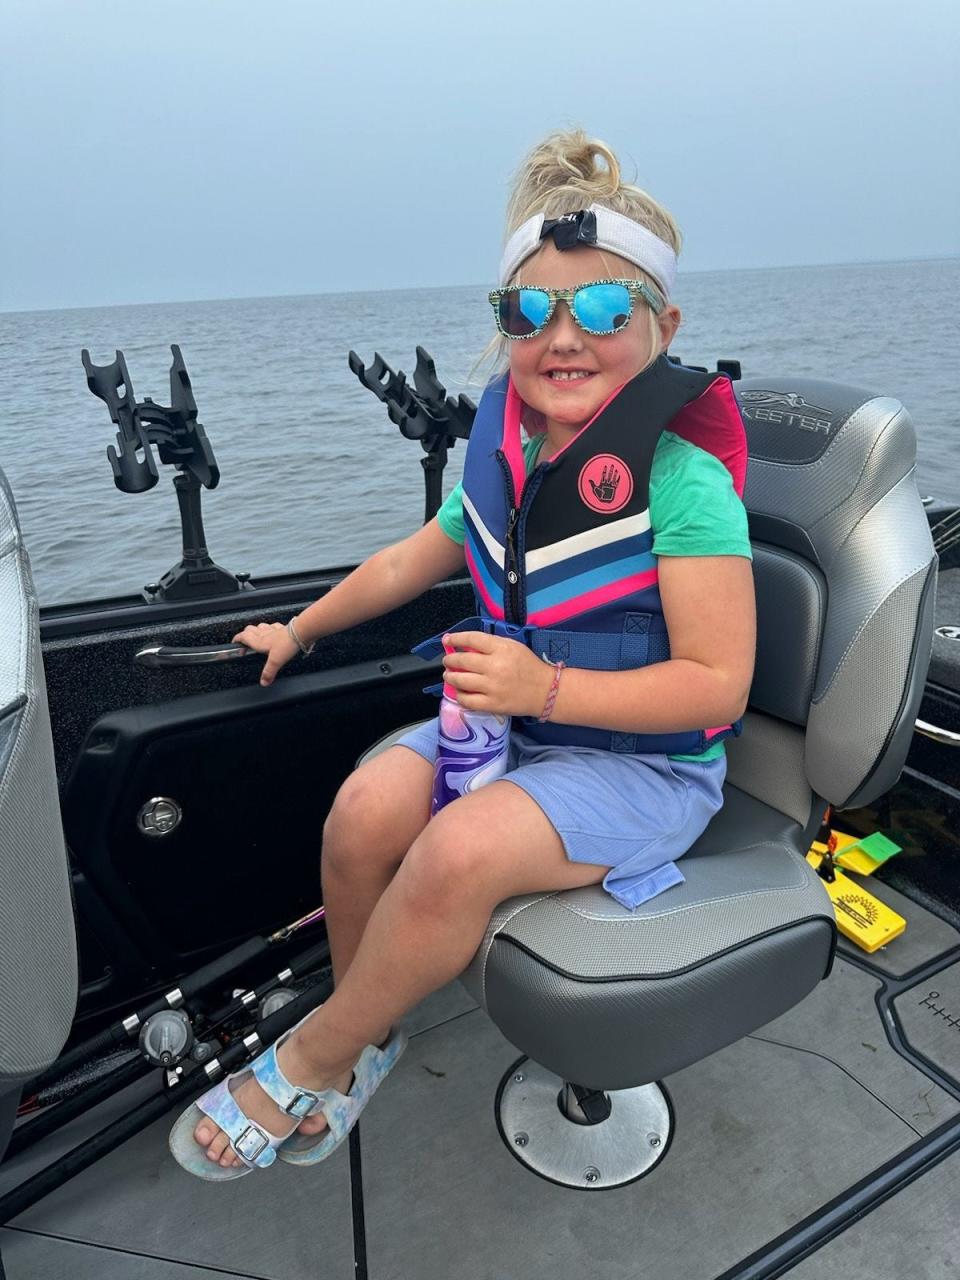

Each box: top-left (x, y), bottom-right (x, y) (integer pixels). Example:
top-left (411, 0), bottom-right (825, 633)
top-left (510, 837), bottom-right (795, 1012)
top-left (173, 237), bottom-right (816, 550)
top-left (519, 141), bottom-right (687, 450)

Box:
top-left (360, 375), bottom-right (939, 1187)
top-left (0, 468), bottom-right (78, 1166)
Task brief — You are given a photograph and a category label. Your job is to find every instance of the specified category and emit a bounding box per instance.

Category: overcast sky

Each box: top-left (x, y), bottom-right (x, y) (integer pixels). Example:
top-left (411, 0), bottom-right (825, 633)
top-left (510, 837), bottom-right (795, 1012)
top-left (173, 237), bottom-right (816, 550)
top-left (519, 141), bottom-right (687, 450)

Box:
top-left (1, 0), bottom-right (957, 313)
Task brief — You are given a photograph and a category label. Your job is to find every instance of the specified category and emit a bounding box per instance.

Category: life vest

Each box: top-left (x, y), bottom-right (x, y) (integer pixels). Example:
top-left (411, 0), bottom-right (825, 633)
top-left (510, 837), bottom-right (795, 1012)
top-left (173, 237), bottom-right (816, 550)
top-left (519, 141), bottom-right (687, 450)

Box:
top-left (415, 353), bottom-right (749, 756)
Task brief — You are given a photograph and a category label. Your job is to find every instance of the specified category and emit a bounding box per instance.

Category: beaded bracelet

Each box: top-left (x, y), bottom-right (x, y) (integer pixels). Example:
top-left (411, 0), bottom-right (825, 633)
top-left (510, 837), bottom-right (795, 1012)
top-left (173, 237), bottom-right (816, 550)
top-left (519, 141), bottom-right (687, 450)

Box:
top-left (538, 656), bottom-right (565, 723)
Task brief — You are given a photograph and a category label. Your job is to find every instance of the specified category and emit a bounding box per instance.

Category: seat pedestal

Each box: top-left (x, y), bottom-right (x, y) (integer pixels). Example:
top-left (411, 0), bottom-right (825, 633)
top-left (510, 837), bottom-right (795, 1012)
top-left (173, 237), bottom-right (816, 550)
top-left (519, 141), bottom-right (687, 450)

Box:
top-left (495, 1056), bottom-right (673, 1189)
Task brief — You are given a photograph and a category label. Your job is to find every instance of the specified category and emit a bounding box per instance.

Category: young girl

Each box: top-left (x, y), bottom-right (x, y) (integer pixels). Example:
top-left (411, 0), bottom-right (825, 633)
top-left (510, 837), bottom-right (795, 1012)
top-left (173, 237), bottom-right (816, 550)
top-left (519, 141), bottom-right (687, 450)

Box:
top-left (170, 129), bottom-right (756, 1178)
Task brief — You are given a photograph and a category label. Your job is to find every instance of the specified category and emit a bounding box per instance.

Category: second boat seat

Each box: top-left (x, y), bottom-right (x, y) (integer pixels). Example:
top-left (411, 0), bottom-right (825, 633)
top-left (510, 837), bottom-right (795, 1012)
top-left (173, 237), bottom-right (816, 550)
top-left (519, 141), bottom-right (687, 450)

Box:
top-left (0, 469), bottom-right (79, 1174)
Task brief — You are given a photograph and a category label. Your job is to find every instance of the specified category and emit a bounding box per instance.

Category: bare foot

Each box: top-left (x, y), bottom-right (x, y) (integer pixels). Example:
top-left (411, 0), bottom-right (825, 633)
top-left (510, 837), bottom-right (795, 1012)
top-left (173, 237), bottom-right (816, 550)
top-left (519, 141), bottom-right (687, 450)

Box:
top-left (193, 1045), bottom-right (355, 1168)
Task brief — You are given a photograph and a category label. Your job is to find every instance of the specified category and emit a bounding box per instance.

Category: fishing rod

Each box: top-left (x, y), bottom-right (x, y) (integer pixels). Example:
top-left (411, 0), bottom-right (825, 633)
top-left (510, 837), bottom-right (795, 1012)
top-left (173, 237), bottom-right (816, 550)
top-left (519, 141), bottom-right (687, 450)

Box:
top-left (0, 977), bottom-right (334, 1225)
top-left (8, 932), bottom-right (331, 1159)
top-left (25, 904), bottom-right (326, 1100)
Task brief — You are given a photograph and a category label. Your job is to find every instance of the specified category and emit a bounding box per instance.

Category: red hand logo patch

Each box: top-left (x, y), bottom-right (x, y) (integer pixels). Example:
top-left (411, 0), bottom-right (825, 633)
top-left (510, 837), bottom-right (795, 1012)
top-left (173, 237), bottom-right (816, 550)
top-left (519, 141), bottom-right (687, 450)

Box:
top-left (578, 454), bottom-right (634, 514)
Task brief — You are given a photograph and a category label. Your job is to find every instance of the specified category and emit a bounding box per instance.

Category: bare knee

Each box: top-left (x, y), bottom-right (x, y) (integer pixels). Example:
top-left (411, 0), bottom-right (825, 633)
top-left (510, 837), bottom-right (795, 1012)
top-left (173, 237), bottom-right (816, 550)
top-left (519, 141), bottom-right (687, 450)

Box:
top-left (323, 772), bottom-right (393, 879)
top-left (322, 754), bottom-right (429, 881)
top-left (398, 815), bottom-right (495, 911)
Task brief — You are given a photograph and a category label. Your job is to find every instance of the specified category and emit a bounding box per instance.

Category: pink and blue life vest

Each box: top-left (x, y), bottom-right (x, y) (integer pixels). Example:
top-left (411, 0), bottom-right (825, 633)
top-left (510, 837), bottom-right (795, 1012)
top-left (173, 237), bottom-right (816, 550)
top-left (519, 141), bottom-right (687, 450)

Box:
top-left (415, 353), bottom-right (749, 756)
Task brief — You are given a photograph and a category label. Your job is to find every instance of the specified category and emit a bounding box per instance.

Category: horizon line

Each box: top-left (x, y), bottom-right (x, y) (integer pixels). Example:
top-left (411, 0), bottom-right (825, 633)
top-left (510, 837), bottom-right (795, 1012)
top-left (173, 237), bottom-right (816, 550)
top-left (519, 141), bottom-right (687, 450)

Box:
top-left (2, 251), bottom-right (958, 318)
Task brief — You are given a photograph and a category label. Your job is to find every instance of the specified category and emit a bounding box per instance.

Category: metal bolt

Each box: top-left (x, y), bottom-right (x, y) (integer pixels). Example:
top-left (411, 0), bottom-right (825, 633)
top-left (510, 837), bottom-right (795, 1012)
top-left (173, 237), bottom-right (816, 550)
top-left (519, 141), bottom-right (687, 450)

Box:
top-left (235, 571), bottom-right (251, 583)
top-left (648, 1134), bottom-right (662, 1148)
top-left (584, 1167), bottom-right (601, 1183)
top-left (513, 1132), bottom-right (529, 1147)
top-left (379, 662), bottom-right (392, 674)
top-left (513, 1072), bottom-right (525, 1083)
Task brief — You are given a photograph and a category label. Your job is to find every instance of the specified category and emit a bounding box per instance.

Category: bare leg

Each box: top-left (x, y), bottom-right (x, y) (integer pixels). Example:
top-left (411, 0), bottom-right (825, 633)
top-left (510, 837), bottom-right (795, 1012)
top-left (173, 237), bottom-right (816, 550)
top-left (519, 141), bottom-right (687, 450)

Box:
top-left (198, 779), bottom-right (609, 1167)
top-left (194, 744), bottom-right (433, 1160)
top-left (321, 745), bottom-right (435, 992)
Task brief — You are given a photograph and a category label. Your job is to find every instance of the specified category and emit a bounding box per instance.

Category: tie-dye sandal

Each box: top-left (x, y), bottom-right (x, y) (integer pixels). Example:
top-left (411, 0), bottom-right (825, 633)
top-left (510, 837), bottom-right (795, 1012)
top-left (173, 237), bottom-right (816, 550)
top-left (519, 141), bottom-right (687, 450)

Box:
top-left (168, 1010), bottom-right (332, 1180)
top-left (278, 1027), bottom-right (407, 1166)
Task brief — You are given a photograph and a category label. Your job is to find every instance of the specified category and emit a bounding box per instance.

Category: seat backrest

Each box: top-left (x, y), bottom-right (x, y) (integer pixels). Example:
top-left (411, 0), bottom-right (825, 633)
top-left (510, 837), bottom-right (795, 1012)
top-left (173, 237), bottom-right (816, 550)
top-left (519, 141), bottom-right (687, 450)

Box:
top-left (0, 467), bottom-right (78, 1091)
top-left (726, 378), bottom-right (937, 825)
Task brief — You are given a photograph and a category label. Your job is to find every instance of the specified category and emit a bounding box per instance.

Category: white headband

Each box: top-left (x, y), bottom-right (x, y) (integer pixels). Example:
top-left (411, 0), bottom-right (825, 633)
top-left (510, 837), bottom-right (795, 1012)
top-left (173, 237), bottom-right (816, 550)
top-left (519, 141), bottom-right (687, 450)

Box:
top-left (498, 202), bottom-right (677, 299)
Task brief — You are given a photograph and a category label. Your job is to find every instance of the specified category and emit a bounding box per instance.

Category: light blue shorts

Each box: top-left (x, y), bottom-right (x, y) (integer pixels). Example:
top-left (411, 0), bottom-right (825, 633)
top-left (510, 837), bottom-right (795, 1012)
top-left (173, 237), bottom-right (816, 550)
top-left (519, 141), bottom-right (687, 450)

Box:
top-left (395, 719), bottom-right (726, 910)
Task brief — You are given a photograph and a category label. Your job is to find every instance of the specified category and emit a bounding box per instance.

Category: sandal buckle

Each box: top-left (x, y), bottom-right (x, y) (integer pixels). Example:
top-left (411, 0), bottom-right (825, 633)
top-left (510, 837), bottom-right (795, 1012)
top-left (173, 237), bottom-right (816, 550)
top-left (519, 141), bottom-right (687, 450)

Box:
top-left (285, 1090), bottom-right (319, 1118)
top-left (234, 1124), bottom-right (270, 1162)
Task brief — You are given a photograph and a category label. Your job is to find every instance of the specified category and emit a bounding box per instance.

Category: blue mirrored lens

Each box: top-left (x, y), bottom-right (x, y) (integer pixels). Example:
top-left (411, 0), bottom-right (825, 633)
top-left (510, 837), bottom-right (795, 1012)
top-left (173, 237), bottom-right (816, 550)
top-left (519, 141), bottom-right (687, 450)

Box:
top-left (499, 289), bottom-right (551, 337)
top-left (573, 283), bottom-right (631, 333)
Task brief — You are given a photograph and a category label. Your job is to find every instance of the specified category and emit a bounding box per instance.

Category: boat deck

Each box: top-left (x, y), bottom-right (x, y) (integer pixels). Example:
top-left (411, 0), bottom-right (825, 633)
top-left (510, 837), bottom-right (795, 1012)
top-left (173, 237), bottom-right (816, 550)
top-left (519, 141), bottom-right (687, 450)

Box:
top-left (2, 874), bottom-right (959, 1279)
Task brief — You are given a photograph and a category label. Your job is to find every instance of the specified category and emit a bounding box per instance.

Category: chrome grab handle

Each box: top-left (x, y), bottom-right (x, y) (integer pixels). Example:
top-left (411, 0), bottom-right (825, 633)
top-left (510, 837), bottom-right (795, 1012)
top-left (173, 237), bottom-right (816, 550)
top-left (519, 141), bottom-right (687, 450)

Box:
top-left (135, 643), bottom-right (250, 667)
top-left (915, 718), bottom-right (960, 747)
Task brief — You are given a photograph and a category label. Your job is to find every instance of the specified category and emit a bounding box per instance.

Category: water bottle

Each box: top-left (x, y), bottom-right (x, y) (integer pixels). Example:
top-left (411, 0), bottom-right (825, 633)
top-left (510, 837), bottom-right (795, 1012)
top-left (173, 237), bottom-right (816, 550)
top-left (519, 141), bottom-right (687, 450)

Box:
top-left (430, 652), bottom-right (510, 816)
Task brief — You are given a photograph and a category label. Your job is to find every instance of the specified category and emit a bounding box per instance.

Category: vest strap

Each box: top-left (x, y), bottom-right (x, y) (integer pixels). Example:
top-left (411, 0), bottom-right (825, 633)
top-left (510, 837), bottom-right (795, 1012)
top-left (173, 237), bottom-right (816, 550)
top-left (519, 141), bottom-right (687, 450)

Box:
top-left (412, 615), bottom-right (669, 668)
top-left (412, 615), bottom-right (739, 756)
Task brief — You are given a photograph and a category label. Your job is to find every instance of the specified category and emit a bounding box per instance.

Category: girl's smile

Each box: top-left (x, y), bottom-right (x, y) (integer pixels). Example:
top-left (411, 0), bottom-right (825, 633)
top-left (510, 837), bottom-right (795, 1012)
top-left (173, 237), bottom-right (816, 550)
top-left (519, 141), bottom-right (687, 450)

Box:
top-left (508, 242), bottom-right (681, 450)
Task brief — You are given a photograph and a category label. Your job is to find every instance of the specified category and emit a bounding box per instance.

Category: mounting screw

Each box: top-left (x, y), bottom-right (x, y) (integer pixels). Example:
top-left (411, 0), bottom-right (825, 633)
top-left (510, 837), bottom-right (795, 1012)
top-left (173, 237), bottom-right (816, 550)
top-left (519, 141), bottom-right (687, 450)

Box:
top-left (648, 1134), bottom-right (662, 1148)
top-left (379, 662), bottom-right (392, 674)
top-left (513, 1132), bottom-right (529, 1147)
top-left (235, 571), bottom-right (251, 584)
top-left (513, 1072), bottom-right (525, 1083)
top-left (584, 1167), bottom-right (601, 1183)
top-left (144, 583), bottom-right (160, 595)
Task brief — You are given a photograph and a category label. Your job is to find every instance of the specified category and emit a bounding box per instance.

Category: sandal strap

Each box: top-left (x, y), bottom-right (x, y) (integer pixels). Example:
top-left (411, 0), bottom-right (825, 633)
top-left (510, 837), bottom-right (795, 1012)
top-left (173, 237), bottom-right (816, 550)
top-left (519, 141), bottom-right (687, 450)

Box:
top-left (251, 1036), bottom-right (326, 1119)
top-left (280, 1033), bottom-right (409, 1149)
top-left (250, 1009), bottom-right (338, 1119)
top-left (352, 1031), bottom-right (407, 1107)
top-left (195, 1079), bottom-right (284, 1169)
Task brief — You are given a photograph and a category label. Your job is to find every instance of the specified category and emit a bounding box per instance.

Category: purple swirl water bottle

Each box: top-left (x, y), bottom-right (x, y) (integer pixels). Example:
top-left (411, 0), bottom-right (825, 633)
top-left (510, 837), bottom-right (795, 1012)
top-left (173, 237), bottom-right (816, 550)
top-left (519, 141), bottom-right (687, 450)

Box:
top-left (430, 647), bottom-right (510, 816)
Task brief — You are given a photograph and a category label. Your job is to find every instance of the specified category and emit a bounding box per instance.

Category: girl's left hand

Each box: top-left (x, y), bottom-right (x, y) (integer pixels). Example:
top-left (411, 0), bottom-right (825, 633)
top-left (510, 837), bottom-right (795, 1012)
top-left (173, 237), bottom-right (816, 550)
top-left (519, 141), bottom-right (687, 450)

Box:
top-left (442, 632), bottom-right (554, 718)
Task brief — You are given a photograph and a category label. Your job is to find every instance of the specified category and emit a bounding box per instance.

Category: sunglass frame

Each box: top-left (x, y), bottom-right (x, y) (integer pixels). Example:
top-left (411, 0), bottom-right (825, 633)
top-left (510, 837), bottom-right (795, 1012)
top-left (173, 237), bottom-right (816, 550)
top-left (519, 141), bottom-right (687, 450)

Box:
top-left (488, 277), bottom-right (664, 341)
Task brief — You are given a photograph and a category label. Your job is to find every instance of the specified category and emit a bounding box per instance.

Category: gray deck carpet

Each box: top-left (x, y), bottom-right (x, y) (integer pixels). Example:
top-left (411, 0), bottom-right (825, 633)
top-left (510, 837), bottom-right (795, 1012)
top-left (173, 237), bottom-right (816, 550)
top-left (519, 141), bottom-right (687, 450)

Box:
top-left (1, 898), bottom-right (958, 1280)
top-left (789, 1152), bottom-right (960, 1280)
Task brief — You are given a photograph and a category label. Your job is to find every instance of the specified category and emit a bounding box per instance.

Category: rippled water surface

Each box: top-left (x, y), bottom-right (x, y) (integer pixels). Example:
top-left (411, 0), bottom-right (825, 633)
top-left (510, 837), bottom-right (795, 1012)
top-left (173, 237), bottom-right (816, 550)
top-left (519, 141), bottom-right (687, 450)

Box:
top-left (1, 258), bottom-right (957, 606)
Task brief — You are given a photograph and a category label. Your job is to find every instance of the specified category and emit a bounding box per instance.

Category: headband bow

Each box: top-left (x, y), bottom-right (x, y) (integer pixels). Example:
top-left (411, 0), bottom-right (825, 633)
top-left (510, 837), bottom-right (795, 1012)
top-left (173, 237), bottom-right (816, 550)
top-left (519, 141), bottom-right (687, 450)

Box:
top-left (539, 209), bottom-right (598, 252)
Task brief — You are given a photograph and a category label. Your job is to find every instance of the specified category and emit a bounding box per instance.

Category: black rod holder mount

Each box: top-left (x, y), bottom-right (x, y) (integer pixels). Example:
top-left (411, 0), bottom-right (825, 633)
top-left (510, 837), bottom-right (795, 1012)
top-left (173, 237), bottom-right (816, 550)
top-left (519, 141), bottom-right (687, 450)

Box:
top-left (82, 344), bottom-right (254, 602)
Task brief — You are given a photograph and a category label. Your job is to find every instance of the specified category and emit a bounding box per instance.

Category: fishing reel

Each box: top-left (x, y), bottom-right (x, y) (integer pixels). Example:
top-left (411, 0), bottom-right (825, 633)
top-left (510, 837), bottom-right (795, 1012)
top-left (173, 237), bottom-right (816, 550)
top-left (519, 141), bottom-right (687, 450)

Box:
top-left (138, 1010), bottom-right (195, 1068)
top-left (137, 997), bottom-right (292, 1077)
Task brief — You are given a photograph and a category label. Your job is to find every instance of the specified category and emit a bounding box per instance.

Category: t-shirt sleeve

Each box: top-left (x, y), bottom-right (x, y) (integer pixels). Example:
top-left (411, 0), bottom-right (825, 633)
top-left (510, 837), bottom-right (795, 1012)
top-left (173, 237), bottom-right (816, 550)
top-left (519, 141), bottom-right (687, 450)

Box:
top-left (436, 480), bottom-right (466, 545)
top-left (650, 432), bottom-right (752, 559)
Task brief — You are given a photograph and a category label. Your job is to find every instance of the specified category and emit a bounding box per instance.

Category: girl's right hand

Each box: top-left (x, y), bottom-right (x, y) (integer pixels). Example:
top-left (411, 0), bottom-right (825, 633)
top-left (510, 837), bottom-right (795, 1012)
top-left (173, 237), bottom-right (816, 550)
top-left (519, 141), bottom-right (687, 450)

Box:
top-left (232, 622), bottom-right (301, 687)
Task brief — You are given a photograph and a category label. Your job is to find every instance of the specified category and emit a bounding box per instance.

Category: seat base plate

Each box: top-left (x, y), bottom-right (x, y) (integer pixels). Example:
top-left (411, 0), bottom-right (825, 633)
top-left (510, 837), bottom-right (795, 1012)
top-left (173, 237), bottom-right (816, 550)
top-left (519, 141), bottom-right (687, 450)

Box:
top-left (495, 1055), bottom-right (673, 1189)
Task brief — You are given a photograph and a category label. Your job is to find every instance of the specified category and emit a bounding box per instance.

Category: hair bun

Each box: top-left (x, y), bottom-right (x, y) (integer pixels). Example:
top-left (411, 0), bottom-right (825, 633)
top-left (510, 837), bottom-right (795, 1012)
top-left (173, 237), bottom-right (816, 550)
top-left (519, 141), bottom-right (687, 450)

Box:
top-left (556, 133), bottom-right (621, 197)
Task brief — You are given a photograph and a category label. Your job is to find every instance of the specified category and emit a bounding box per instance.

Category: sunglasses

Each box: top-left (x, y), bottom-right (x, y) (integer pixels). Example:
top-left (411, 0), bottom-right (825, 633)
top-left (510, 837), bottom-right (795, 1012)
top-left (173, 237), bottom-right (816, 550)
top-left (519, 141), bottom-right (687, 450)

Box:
top-left (488, 278), bottom-right (664, 340)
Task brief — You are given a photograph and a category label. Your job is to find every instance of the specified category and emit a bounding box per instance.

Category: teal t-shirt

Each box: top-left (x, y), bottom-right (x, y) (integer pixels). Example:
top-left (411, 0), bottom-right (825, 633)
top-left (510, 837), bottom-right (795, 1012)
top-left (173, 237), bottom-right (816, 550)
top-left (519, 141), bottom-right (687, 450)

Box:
top-left (437, 431), bottom-right (752, 762)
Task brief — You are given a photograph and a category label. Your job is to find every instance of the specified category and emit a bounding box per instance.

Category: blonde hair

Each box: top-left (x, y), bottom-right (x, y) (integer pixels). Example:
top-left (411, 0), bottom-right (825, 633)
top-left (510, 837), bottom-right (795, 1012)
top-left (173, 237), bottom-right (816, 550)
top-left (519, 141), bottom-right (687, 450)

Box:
top-left (475, 129), bottom-right (682, 391)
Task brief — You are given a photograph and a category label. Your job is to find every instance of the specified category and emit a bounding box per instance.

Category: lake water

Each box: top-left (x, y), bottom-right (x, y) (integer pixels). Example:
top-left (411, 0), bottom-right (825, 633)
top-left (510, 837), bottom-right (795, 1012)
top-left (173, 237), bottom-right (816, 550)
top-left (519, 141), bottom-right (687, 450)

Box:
top-left (1, 257), bottom-right (957, 606)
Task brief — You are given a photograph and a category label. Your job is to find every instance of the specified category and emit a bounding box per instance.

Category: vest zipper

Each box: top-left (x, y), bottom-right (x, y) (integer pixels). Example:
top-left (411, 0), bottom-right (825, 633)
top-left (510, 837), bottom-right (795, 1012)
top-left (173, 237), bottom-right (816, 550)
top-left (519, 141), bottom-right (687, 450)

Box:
top-left (496, 451), bottom-right (522, 623)
top-left (497, 451), bottom-right (549, 626)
